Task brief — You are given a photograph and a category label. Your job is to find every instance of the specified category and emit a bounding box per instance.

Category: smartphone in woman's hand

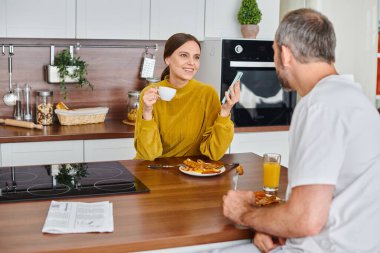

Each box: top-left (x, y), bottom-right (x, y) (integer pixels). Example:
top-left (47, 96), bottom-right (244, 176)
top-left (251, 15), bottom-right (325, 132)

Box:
top-left (221, 72), bottom-right (243, 104)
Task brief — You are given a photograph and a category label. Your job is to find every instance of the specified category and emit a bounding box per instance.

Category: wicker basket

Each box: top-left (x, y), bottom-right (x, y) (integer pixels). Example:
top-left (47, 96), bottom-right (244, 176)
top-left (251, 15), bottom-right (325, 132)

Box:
top-left (55, 107), bottom-right (109, 126)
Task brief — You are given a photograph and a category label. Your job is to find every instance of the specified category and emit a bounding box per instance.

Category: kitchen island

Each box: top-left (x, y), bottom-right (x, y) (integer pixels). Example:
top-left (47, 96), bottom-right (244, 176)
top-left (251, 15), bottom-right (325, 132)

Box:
top-left (0, 153), bottom-right (287, 253)
top-left (0, 120), bottom-right (290, 167)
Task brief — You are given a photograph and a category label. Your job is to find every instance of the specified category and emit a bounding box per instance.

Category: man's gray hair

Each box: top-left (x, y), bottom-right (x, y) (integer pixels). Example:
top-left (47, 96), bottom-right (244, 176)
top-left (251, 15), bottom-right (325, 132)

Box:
top-left (275, 8), bottom-right (336, 64)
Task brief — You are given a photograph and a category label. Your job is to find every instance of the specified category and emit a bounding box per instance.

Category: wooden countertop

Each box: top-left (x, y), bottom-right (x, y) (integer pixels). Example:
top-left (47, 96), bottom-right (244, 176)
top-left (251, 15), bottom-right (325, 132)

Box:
top-left (0, 119), bottom-right (289, 143)
top-left (0, 153), bottom-right (287, 253)
top-left (0, 119), bottom-right (135, 143)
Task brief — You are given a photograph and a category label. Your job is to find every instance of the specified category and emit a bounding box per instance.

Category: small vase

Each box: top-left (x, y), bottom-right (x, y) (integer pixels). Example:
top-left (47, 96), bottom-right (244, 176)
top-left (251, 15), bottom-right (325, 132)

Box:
top-left (241, 24), bottom-right (259, 39)
top-left (46, 65), bottom-right (79, 83)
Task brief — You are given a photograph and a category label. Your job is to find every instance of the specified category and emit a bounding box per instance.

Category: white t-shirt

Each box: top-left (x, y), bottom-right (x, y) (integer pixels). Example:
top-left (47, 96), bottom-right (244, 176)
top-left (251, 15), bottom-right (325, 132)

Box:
top-left (283, 75), bottom-right (380, 253)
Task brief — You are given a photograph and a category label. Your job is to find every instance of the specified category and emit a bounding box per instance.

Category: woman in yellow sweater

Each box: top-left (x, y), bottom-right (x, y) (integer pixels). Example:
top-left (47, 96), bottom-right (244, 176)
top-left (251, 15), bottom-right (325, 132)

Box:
top-left (134, 33), bottom-right (240, 161)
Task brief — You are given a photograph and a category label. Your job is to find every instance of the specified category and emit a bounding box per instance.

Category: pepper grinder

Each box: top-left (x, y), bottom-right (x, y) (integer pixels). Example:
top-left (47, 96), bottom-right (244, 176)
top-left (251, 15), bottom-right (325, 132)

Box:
top-left (13, 84), bottom-right (22, 120)
top-left (23, 83), bottom-right (33, 121)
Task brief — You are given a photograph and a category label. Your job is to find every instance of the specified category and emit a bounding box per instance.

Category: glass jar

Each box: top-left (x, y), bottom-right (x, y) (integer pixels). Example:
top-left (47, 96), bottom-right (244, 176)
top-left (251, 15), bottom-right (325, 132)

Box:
top-left (36, 90), bottom-right (53, 125)
top-left (23, 83), bottom-right (33, 121)
top-left (126, 90), bottom-right (140, 125)
top-left (145, 77), bottom-right (160, 86)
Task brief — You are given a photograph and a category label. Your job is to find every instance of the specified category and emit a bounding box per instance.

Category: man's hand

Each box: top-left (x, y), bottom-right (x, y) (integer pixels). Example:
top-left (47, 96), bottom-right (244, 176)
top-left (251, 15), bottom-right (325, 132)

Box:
top-left (222, 190), bottom-right (255, 226)
top-left (223, 185), bottom-right (334, 239)
top-left (253, 232), bottom-right (286, 253)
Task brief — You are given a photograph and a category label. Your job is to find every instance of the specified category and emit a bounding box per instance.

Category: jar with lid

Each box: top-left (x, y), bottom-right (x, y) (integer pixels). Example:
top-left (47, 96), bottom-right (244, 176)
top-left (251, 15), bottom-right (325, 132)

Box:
top-left (124, 90), bottom-right (140, 125)
top-left (36, 90), bottom-right (53, 125)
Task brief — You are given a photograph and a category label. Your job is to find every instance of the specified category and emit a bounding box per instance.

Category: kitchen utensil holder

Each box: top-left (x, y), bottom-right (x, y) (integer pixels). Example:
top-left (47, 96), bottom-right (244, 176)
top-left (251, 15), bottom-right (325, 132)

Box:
top-left (46, 45), bottom-right (79, 84)
top-left (1, 43), bottom-right (158, 51)
top-left (46, 65), bottom-right (79, 84)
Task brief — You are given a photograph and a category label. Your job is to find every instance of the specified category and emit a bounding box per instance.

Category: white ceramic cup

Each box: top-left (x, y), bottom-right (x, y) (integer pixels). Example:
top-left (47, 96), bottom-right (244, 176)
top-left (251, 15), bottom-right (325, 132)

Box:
top-left (158, 86), bottom-right (176, 101)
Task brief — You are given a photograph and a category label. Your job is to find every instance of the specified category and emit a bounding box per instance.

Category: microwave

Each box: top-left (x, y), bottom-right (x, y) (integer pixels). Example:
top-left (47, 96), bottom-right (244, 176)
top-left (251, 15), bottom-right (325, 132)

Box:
top-left (196, 38), bottom-right (296, 127)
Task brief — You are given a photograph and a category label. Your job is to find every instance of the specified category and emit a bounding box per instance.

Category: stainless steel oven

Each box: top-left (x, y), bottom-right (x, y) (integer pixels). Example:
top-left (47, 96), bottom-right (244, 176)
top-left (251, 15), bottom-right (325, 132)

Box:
top-left (196, 39), bottom-right (296, 127)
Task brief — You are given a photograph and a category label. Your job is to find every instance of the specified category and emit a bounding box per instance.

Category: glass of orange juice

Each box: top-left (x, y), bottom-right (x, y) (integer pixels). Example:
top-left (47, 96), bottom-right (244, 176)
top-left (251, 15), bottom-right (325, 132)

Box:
top-left (263, 153), bottom-right (281, 196)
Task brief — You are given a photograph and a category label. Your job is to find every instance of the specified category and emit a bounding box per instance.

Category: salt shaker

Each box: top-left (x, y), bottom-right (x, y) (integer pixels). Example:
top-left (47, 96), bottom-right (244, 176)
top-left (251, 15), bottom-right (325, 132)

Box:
top-left (23, 83), bottom-right (33, 121)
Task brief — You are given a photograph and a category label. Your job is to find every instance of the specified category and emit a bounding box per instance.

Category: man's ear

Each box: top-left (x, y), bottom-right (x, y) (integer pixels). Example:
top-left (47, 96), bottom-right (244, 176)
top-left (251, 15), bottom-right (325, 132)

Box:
top-left (281, 45), bottom-right (293, 67)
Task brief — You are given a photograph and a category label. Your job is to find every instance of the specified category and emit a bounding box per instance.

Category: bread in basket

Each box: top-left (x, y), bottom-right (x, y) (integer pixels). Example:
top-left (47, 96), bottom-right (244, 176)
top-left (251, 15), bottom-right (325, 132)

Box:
top-left (55, 107), bottom-right (109, 125)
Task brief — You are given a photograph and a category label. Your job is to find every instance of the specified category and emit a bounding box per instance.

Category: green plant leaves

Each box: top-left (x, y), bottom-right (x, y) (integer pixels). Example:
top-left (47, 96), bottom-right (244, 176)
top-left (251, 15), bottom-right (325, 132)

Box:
top-left (55, 163), bottom-right (89, 188)
top-left (237, 0), bottom-right (262, 25)
top-left (55, 49), bottom-right (93, 99)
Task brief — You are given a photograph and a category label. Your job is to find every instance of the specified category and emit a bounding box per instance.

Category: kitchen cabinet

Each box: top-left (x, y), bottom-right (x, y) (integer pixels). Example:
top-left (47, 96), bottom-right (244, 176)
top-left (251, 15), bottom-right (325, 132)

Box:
top-left (150, 0), bottom-right (205, 40)
top-left (0, 0), bottom-right (204, 40)
top-left (0, 1), bottom-right (5, 37)
top-left (0, 0), bottom-right (76, 38)
top-left (1, 140), bottom-right (83, 167)
top-left (76, 0), bottom-right (150, 39)
top-left (0, 138), bottom-right (136, 167)
top-left (229, 131), bottom-right (289, 167)
top-left (84, 138), bottom-right (135, 162)
top-left (205, 0), bottom-right (280, 40)
top-left (78, 0), bottom-right (204, 40)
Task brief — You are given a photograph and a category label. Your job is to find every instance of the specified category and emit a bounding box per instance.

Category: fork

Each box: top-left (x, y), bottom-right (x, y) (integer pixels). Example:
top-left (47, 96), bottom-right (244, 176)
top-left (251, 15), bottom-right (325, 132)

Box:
top-left (223, 163), bottom-right (239, 190)
top-left (232, 171), bottom-right (239, 190)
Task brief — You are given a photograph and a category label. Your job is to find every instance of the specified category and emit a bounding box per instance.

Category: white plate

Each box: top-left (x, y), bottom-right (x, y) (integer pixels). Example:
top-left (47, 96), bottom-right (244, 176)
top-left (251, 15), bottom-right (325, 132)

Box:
top-left (179, 165), bottom-right (225, 177)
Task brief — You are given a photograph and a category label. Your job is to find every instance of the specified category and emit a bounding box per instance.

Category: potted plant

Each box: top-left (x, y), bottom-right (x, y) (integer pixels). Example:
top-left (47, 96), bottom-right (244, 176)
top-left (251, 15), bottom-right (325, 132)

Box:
top-left (237, 0), bottom-right (262, 38)
top-left (47, 49), bottom-right (93, 99)
top-left (55, 163), bottom-right (88, 189)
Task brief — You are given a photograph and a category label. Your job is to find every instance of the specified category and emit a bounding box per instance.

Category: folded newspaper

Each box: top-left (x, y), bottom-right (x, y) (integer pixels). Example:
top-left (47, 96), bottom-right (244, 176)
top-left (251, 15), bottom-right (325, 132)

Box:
top-left (42, 201), bottom-right (114, 234)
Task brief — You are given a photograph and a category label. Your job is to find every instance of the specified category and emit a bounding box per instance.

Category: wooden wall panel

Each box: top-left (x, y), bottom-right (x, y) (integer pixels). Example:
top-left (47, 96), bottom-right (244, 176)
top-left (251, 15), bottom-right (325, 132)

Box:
top-left (0, 39), bottom-right (166, 120)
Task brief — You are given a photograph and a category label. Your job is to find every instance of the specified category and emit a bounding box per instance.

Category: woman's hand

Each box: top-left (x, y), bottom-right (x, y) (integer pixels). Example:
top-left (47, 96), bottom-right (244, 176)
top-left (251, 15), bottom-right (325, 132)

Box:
top-left (253, 232), bottom-right (286, 253)
top-left (221, 81), bottom-right (241, 117)
top-left (142, 87), bottom-right (159, 120)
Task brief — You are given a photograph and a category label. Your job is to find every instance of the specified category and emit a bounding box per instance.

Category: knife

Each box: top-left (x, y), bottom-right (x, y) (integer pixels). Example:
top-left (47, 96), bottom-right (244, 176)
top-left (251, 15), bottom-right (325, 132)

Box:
top-left (148, 164), bottom-right (177, 169)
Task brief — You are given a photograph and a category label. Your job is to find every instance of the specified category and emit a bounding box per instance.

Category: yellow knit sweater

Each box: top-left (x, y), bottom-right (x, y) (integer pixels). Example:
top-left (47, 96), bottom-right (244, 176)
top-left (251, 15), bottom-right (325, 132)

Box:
top-left (134, 79), bottom-right (234, 161)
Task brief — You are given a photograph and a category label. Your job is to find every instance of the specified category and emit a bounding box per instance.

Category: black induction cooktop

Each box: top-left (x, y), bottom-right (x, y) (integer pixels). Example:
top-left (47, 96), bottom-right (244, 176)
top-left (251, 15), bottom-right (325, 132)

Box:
top-left (0, 161), bottom-right (149, 203)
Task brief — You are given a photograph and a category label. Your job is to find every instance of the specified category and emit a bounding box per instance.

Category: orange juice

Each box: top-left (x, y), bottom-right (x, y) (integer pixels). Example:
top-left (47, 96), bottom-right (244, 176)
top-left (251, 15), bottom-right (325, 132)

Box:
top-left (263, 162), bottom-right (281, 189)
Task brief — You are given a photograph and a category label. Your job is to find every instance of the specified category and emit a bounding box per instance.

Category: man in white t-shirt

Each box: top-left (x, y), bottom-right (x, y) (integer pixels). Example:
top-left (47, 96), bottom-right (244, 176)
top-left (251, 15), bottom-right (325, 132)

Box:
top-left (219, 8), bottom-right (380, 253)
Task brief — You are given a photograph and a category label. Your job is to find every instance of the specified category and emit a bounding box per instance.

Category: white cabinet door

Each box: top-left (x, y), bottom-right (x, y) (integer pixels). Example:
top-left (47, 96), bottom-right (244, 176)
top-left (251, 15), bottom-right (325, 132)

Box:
top-left (150, 0), bottom-right (205, 40)
top-left (1, 0), bottom-right (76, 38)
top-left (84, 138), bottom-right (136, 162)
top-left (0, 1), bottom-right (6, 37)
top-left (1, 140), bottom-right (83, 167)
top-left (230, 131), bottom-right (289, 167)
top-left (76, 0), bottom-right (150, 39)
top-left (205, 0), bottom-right (280, 40)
